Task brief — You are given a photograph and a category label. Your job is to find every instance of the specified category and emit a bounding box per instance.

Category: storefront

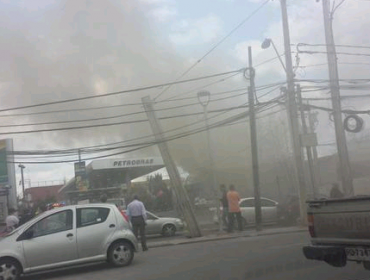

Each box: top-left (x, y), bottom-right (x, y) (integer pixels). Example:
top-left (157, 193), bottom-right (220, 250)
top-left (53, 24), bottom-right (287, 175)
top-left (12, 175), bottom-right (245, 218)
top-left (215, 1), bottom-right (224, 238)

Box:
top-left (59, 157), bottom-right (165, 204)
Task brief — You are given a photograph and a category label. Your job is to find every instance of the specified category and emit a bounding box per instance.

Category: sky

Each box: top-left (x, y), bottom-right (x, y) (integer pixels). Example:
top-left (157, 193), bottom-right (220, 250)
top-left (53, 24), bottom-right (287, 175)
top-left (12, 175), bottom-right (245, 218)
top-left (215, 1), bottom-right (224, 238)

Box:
top-left (0, 0), bottom-right (370, 195)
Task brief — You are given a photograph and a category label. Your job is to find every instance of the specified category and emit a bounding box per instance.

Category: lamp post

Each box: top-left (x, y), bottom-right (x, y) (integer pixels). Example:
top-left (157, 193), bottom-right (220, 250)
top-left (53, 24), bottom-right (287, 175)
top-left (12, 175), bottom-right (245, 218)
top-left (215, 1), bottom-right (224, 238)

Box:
top-left (18, 164), bottom-right (25, 200)
top-left (261, 38), bottom-right (287, 73)
top-left (197, 90), bottom-right (222, 232)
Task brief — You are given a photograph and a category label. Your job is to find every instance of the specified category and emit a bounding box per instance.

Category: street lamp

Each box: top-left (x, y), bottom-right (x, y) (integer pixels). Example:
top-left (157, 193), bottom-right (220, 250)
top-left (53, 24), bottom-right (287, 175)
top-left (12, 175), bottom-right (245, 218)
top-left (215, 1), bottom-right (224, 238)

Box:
top-left (261, 38), bottom-right (287, 74)
top-left (18, 164), bottom-right (25, 200)
top-left (197, 90), bottom-right (222, 232)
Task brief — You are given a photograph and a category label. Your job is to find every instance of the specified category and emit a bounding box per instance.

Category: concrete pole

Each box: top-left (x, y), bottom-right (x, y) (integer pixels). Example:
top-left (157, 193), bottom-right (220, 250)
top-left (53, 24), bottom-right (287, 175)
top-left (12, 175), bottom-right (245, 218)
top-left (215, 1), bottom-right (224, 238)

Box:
top-left (142, 96), bottom-right (202, 237)
top-left (280, 0), bottom-right (307, 225)
top-left (297, 84), bottom-right (316, 198)
top-left (321, 0), bottom-right (353, 197)
top-left (247, 46), bottom-right (262, 231)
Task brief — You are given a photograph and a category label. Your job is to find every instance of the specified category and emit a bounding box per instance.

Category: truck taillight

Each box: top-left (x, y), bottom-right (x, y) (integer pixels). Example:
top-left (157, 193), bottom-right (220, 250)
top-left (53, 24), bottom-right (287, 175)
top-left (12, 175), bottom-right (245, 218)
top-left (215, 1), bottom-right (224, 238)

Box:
top-left (307, 214), bottom-right (316, 238)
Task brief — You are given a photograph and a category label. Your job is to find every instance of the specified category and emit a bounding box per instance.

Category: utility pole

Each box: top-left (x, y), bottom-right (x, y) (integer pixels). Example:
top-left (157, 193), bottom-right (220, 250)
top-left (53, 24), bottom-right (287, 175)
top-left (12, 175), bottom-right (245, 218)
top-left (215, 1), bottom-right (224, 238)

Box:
top-left (308, 108), bottom-right (321, 188)
top-left (321, 0), bottom-right (353, 197)
top-left (280, 0), bottom-right (307, 225)
top-left (142, 96), bottom-right (202, 237)
top-left (18, 164), bottom-right (25, 200)
top-left (247, 46), bottom-right (262, 231)
top-left (297, 84), bottom-right (316, 198)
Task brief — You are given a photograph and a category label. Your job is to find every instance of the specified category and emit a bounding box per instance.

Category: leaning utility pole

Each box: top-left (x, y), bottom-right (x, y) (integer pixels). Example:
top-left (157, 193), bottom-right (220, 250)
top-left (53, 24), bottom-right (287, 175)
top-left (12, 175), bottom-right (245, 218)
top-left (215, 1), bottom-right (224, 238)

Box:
top-left (280, 0), bottom-right (307, 225)
top-left (321, 0), bottom-right (354, 197)
top-left (247, 46), bottom-right (262, 231)
top-left (297, 84), bottom-right (316, 198)
top-left (142, 96), bottom-right (202, 237)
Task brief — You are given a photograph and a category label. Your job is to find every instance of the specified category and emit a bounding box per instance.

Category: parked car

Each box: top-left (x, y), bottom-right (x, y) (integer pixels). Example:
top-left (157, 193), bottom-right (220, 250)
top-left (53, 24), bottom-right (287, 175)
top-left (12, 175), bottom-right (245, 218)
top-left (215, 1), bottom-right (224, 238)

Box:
top-left (122, 210), bottom-right (184, 237)
top-left (0, 204), bottom-right (138, 280)
top-left (213, 197), bottom-right (279, 228)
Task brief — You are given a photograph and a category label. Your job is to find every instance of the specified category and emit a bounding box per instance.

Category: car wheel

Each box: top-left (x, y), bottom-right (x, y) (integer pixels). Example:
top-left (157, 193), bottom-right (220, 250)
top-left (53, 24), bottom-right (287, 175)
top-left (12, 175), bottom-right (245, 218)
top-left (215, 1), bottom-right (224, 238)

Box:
top-left (162, 224), bottom-right (176, 237)
top-left (108, 241), bottom-right (134, 267)
top-left (0, 258), bottom-right (21, 280)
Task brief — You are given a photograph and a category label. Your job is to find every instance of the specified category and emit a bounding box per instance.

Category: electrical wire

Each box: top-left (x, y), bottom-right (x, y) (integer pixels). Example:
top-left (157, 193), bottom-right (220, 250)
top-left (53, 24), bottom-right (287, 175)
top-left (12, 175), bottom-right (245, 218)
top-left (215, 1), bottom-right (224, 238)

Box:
top-left (0, 92), bottom-right (247, 128)
top-left (11, 88), bottom-right (284, 157)
top-left (153, 0), bottom-right (270, 101)
top-left (0, 68), bottom-right (244, 114)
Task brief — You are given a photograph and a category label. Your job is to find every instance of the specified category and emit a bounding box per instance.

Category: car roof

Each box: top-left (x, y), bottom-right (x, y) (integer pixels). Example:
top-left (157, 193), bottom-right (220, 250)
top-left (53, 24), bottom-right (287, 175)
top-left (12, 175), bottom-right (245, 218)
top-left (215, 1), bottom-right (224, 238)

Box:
top-left (240, 197), bottom-right (277, 202)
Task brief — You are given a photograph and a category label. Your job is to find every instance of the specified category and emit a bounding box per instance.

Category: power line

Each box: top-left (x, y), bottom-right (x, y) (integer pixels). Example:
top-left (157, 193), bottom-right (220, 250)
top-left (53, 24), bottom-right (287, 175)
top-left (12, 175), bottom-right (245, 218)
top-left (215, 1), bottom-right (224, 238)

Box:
top-left (0, 87), bottom-right (247, 118)
top-left (0, 92), bottom-right (247, 128)
top-left (0, 68), bottom-right (244, 114)
top-left (11, 96), bottom-right (284, 163)
top-left (153, 0), bottom-right (270, 101)
top-left (164, 72), bottom-right (241, 101)
top-left (12, 89), bottom-right (284, 157)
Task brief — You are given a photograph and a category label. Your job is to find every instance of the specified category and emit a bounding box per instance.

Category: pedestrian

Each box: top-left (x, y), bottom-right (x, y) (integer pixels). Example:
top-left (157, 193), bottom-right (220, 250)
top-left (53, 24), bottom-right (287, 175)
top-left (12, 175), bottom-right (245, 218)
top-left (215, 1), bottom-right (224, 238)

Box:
top-left (126, 194), bottom-right (148, 251)
top-left (5, 208), bottom-right (19, 233)
top-left (220, 184), bottom-right (229, 230)
top-left (227, 185), bottom-right (243, 232)
top-left (330, 183), bottom-right (344, 199)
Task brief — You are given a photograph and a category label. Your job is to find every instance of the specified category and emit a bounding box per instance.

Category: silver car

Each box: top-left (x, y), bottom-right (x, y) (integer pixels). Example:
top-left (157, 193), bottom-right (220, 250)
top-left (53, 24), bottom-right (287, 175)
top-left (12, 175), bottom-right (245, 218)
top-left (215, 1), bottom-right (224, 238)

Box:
top-left (213, 197), bottom-right (279, 227)
top-left (0, 204), bottom-right (138, 280)
top-left (146, 211), bottom-right (184, 237)
top-left (123, 210), bottom-right (185, 237)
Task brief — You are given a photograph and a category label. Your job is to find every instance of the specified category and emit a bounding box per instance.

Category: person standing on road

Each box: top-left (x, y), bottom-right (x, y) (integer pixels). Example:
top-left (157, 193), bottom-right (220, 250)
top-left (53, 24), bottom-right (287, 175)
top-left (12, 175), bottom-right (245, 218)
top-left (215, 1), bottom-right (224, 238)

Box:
top-left (220, 184), bottom-right (229, 230)
top-left (227, 185), bottom-right (243, 232)
top-left (126, 194), bottom-right (148, 251)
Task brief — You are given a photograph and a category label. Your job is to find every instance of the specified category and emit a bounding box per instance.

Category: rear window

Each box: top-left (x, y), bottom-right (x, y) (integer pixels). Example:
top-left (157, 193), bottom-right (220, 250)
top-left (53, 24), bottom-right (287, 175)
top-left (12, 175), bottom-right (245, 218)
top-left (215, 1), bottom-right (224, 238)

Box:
top-left (77, 207), bottom-right (110, 228)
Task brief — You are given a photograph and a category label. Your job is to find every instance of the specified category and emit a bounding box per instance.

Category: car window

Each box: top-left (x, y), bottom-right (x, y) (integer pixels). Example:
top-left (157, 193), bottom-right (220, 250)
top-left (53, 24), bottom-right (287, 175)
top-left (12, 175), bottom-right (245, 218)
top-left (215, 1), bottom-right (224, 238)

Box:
top-left (30, 210), bottom-right (73, 238)
top-left (77, 207), bottom-right (110, 228)
top-left (261, 199), bottom-right (277, 207)
top-left (240, 199), bottom-right (254, 207)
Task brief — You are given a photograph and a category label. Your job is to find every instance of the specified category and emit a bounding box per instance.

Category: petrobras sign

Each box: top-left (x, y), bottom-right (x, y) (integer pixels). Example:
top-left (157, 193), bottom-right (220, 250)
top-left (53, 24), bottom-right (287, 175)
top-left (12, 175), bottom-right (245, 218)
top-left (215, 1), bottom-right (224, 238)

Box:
top-left (90, 157), bottom-right (164, 170)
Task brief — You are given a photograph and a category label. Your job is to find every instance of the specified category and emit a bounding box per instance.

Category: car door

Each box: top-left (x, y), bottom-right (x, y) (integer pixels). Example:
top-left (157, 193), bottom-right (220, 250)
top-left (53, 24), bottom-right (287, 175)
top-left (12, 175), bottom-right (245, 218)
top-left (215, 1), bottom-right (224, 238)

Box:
top-left (261, 198), bottom-right (278, 223)
top-left (76, 206), bottom-right (116, 259)
top-left (21, 209), bottom-right (77, 269)
top-left (145, 212), bottom-right (161, 235)
top-left (239, 199), bottom-right (255, 224)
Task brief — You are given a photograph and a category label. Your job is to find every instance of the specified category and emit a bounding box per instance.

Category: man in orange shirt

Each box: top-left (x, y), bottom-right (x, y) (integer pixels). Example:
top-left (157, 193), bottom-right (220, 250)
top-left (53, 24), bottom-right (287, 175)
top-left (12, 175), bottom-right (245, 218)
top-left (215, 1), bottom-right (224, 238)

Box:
top-left (227, 185), bottom-right (243, 232)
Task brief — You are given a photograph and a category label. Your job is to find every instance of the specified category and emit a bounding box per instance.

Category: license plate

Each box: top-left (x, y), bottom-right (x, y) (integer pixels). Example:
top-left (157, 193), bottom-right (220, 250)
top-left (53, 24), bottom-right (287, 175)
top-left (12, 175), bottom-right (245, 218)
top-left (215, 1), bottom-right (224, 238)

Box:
top-left (345, 247), bottom-right (370, 261)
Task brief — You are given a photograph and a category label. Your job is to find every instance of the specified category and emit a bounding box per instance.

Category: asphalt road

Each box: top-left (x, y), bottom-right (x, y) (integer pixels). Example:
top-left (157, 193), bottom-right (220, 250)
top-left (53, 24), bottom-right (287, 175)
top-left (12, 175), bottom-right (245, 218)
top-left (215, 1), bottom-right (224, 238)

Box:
top-left (23, 232), bottom-right (370, 280)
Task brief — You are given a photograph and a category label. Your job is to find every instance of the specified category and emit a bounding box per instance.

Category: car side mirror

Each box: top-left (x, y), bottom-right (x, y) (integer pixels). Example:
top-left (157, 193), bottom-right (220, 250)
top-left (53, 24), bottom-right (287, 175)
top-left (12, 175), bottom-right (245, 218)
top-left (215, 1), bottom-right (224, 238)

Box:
top-left (25, 229), bottom-right (34, 239)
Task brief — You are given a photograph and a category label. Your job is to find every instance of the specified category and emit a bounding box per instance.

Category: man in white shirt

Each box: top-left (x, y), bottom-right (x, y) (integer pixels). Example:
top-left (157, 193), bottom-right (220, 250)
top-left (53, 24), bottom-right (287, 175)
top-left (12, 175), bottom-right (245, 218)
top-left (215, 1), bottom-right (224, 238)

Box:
top-left (126, 195), bottom-right (148, 251)
top-left (5, 208), bottom-right (19, 232)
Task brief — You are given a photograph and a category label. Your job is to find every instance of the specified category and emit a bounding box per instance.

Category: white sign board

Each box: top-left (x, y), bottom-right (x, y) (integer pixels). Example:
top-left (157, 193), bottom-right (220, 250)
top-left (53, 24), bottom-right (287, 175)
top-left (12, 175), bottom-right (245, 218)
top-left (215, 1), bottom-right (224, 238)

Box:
top-left (90, 157), bottom-right (164, 170)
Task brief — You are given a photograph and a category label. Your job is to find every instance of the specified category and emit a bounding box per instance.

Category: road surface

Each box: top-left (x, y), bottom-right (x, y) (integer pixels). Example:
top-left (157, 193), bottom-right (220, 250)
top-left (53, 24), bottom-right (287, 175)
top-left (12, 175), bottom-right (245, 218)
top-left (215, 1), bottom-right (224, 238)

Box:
top-left (23, 232), bottom-right (369, 280)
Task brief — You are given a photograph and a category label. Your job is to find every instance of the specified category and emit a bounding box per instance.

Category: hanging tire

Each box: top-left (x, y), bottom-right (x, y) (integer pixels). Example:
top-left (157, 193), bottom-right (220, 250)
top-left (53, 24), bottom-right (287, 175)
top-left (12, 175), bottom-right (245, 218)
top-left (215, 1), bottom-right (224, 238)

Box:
top-left (0, 258), bottom-right (22, 280)
top-left (108, 241), bottom-right (134, 267)
top-left (162, 224), bottom-right (176, 237)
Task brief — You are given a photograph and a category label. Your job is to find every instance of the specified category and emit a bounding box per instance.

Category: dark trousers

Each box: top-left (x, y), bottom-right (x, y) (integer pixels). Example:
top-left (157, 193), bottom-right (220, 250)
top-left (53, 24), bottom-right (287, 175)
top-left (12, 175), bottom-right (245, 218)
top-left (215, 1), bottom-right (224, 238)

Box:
top-left (222, 207), bottom-right (229, 229)
top-left (131, 216), bottom-right (147, 250)
top-left (228, 211), bottom-right (243, 232)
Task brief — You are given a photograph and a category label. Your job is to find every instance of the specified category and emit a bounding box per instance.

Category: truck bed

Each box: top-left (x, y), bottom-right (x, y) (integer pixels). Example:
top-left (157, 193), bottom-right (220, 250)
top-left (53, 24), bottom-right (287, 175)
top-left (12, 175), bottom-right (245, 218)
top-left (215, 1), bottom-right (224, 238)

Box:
top-left (308, 196), bottom-right (370, 242)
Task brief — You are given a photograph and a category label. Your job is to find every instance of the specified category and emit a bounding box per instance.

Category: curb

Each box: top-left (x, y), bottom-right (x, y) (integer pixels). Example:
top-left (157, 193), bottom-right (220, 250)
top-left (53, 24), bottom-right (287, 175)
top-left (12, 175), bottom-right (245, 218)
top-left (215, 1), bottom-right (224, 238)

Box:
top-left (148, 227), bottom-right (307, 248)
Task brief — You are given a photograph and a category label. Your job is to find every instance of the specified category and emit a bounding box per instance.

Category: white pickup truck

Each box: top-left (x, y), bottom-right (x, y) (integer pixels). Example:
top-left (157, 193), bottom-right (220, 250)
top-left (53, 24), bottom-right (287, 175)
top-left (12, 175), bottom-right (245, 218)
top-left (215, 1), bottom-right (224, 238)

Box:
top-left (303, 196), bottom-right (370, 270)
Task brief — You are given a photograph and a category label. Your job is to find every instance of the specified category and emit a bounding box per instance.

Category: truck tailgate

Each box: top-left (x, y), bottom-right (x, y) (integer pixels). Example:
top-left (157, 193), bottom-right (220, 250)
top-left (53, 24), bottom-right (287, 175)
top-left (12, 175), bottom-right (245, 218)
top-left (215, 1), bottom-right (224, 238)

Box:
top-left (309, 196), bottom-right (370, 241)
